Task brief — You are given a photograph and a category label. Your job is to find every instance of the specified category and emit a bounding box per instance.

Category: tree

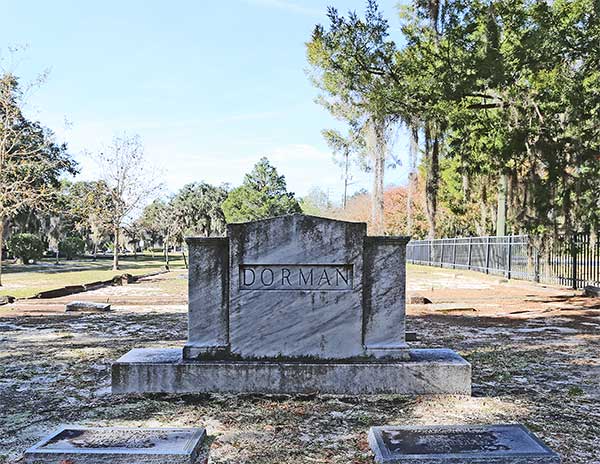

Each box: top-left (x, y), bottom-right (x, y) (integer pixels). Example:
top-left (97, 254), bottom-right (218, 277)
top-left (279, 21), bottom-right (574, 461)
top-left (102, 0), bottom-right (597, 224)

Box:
top-left (96, 134), bottom-right (161, 270)
top-left (321, 129), bottom-right (359, 209)
top-left (0, 72), bottom-right (76, 283)
top-left (307, 2), bottom-right (402, 234)
top-left (7, 233), bottom-right (45, 264)
top-left (139, 199), bottom-right (178, 268)
top-left (299, 186), bottom-right (332, 216)
top-left (62, 180), bottom-right (113, 258)
top-left (170, 182), bottom-right (228, 238)
top-left (222, 157), bottom-right (301, 223)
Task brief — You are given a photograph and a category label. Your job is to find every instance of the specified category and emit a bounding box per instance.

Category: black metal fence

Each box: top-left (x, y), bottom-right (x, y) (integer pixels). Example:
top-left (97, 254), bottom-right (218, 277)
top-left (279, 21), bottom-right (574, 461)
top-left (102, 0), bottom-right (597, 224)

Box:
top-left (406, 233), bottom-right (600, 289)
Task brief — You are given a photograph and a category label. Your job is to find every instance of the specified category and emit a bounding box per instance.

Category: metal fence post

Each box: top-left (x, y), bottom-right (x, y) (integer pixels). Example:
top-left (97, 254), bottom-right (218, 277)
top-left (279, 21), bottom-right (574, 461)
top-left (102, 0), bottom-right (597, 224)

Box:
top-left (571, 234), bottom-right (578, 289)
top-left (467, 237), bottom-right (473, 270)
top-left (534, 246), bottom-right (540, 283)
top-left (452, 239), bottom-right (457, 269)
top-left (506, 235), bottom-right (513, 279)
top-left (440, 240), bottom-right (445, 268)
top-left (485, 237), bottom-right (491, 274)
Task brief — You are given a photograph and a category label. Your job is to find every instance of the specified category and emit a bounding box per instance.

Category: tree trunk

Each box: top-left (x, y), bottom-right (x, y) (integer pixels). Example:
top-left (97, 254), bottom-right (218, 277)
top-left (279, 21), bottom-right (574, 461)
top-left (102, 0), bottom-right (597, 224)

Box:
top-left (496, 174), bottom-right (508, 236)
top-left (343, 148), bottom-right (350, 209)
top-left (113, 225), bottom-right (120, 270)
top-left (367, 118), bottom-right (386, 235)
top-left (406, 124), bottom-right (419, 236)
top-left (182, 248), bottom-right (188, 269)
top-left (424, 123), bottom-right (439, 239)
top-left (0, 219), bottom-right (4, 286)
top-left (372, 148), bottom-right (385, 235)
top-left (164, 234), bottom-right (170, 269)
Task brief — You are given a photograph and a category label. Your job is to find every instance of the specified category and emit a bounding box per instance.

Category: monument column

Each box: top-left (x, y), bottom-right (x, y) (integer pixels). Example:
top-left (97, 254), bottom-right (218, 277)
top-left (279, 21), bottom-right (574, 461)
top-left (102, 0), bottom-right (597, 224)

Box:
top-left (363, 236), bottom-right (410, 358)
top-left (183, 237), bottom-right (229, 359)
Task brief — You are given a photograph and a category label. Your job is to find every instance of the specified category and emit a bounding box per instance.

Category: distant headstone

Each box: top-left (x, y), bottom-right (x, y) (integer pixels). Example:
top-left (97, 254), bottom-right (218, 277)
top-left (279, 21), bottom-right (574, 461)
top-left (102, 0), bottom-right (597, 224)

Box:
top-left (584, 285), bottom-right (600, 297)
top-left (409, 296), bottom-right (432, 304)
top-left (113, 214), bottom-right (471, 395)
top-left (24, 426), bottom-right (207, 464)
top-left (368, 424), bottom-right (560, 463)
top-left (65, 301), bottom-right (111, 312)
top-left (0, 295), bottom-right (15, 305)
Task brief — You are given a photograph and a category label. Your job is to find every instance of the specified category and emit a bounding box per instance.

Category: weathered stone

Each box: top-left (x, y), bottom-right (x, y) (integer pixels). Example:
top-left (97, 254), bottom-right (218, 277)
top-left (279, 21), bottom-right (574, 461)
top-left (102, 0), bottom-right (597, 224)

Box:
top-left (368, 424), bottom-right (560, 463)
top-left (584, 285), bottom-right (600, 297)
top-left (363, 237), bottom-right (409, 358)
top-left (24, 426), bottom-right (207, 464)
top-left (184, 238), bottom-right (229, 359)
top-left (65, 301), bottom-right (111, 312)
top-left (228, 215), bottom-right (367, 360)
top-left (112, 348), bottom-right (471, 395)
top-left (183, 214), bottom-right (411, 360)
top-left (114, 214), bottom-right (471, 395)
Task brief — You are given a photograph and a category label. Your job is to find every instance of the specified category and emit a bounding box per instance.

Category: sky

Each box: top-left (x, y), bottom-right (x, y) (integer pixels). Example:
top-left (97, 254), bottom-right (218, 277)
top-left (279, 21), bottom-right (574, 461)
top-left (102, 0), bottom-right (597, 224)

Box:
top-left (1, 0), bottom-right (410, 206)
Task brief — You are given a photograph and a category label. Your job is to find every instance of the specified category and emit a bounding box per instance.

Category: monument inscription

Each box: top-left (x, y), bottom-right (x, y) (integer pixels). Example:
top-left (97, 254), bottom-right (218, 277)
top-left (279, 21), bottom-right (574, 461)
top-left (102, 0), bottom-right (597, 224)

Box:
top-left (239, 264), bottom-right (353, 291)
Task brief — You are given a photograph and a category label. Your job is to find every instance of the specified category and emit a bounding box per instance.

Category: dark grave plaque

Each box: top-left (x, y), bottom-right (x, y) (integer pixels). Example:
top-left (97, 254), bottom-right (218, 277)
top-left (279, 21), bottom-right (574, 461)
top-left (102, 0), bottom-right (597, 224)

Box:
top-left (369, 424), bottom-right (560, 463)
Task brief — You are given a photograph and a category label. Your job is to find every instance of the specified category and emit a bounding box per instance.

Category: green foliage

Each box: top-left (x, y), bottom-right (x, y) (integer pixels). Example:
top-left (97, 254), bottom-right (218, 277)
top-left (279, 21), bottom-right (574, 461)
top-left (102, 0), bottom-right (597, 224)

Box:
top-left (7, 233), bottom-right (45, 264)
top-left (59, 180), bottom-right (113, 251)
top-left (0, 73), bottom-right (77, 222)
top-left (222, 157), bottom-right (301, 223)
top-left (58, 237), bottom-right (85, 260)
top-left (170, 182), bottom-right (228, 237)
top-left (307, 0), bottom-right (600, 237)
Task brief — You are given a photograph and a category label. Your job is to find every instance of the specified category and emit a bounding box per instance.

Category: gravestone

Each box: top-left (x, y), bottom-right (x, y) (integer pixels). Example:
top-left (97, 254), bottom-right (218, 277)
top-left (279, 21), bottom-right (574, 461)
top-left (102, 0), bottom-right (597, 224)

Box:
top-left (112, 214), bottom-right (470, 395)
top-left (65, 301), bottom-right (111, 312)
top-left (24, 426), bottom-right (207, 464)
top-left (368, 424), bottom-right (560, 463)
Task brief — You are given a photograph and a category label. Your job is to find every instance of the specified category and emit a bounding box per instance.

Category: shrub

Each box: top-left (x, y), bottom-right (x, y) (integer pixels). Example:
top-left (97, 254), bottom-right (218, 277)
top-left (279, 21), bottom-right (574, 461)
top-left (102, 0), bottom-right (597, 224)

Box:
top-left (59, 237), bottom-right (86, 260)
top-left (7, 234), bottom-right (46, 264)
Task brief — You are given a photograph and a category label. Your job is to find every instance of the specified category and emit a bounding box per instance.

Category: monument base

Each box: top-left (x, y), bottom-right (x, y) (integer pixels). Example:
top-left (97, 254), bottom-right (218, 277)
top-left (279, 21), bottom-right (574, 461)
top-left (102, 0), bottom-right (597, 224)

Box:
top-left (112, 348), bottom-right (471, 395)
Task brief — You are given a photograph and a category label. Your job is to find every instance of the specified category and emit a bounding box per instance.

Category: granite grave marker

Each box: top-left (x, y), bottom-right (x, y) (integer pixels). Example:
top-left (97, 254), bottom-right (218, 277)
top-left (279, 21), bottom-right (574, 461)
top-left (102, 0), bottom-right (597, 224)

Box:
top-left (24, 426), bottom-right (207, 464)
top-left (112, 214), bottom-right (471, 395)
top-left (368, 424), bottom-right (560, 463)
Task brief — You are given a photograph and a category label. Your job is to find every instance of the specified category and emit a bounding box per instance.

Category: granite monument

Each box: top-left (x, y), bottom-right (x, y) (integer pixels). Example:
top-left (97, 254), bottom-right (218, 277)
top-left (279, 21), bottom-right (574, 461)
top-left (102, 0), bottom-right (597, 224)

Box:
top-left (368, 424), bottom-right (560, 463)
top-left (112, 214), bottom-right (470, 395)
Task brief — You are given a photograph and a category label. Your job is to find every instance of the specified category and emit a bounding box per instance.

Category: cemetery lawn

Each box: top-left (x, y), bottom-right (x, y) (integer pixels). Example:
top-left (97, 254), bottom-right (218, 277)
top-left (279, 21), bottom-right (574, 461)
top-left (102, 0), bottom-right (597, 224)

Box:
top-left (0, 254), bottom-right (185, 299)
top-left (0, 267), bottom-right (599, 463)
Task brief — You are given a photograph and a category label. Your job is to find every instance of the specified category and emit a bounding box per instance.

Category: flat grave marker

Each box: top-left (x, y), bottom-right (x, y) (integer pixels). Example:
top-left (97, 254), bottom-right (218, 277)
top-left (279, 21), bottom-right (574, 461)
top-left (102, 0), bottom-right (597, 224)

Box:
top-left (24, 426), bottom-right (207, 464)
top-left (368, 424), bottom-right (560, 464)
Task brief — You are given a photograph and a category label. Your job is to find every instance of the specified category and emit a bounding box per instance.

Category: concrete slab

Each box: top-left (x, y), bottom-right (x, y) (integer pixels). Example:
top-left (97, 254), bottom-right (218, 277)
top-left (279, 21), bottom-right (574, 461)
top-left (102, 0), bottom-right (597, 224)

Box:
top-left (24, 425), bottom-right (206, 464)
top-left (111, 348), bottom-right (471, 395)
top-left (65, 301), bottom-right (111, 312)
top-left (368, 424), bottom-right (560, 463)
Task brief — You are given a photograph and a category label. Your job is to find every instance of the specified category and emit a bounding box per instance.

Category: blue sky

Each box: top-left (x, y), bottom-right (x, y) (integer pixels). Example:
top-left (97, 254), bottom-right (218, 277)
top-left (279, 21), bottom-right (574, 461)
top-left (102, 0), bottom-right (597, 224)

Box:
top-left (1, 0), bottom-right (409, 205)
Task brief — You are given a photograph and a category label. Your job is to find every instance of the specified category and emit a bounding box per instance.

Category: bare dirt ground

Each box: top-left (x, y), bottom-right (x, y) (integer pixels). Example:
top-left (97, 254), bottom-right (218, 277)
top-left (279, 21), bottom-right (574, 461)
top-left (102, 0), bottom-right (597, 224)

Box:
top-left (0, 266), bottom-right (599, 463)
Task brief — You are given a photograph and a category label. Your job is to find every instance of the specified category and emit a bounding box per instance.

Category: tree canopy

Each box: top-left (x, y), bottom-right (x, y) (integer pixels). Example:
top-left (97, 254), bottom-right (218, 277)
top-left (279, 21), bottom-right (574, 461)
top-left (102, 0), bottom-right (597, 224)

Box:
top-left (222, 157), bottom-right (302, 223)
top-left (307, 0), bottom-right (600, 239)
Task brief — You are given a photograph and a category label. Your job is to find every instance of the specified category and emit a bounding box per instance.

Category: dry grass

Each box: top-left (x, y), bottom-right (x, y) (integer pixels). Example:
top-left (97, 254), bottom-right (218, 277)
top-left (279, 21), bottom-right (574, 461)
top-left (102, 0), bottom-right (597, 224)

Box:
top-left (0, 268), bottom-right (598, 463)
top-left (0, 254), bottom-right (186, 299)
